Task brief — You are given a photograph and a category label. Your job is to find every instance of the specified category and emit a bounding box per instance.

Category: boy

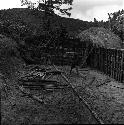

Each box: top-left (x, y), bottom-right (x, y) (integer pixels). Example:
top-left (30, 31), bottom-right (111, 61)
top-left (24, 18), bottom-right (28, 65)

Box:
top-left (70, 52), bottom-right (80, 75)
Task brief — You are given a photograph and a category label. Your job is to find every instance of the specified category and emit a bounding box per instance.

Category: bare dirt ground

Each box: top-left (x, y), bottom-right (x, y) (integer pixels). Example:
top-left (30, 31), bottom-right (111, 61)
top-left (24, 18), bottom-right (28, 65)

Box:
top-left (58, 66), bottom-right (124, 124)
top-left (1, 65), bottom-right (124, 124)
top-left (1, 66), bottom-right (99, 125)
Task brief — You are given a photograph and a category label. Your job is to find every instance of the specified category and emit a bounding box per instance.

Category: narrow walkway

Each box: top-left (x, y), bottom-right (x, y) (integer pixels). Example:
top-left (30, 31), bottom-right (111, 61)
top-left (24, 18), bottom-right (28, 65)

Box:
top-left (1, 69), bottom-right (100, 124)
top-left (1, 65), bottom-right (124, 124)
top-left (57, 66), bottom-right (124, 124)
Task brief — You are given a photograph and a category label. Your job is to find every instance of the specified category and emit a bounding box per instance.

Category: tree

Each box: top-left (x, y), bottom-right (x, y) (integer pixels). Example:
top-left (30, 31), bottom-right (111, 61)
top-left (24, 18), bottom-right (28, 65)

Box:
top-left (20, 0), bottom-right (73, 64)
top-left (20, 0), bottom-right (73, 16)
top-left (108, 9), bottom-right (124, 42)
top-left (20, 0), bottom-right (36, 9)
top-left (37, 0), bottom-right (73, 16)
top-left (20, 0), bottom-right (73, 30)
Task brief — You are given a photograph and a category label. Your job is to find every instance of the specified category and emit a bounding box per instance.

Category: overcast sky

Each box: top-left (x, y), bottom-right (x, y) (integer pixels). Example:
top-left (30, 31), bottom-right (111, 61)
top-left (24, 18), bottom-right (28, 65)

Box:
top-left (0, 0), bottom-right (124, 21)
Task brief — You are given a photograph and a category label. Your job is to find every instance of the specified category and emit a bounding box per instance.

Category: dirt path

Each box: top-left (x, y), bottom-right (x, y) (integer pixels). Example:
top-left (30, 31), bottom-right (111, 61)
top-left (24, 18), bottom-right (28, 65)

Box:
top-left (1, 65), bottom-right (124, 124)
top-left (57, 66), bottom-right (124, 124)
top-left (1, 69), bottom-right (99, 125)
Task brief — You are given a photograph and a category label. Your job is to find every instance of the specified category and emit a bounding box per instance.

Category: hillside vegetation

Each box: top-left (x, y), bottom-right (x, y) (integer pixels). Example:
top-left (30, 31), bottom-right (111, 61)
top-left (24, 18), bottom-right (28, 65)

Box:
top-left (77, 27), bottom-right (122, 49)
top-left (0, 8), bottom-right (123, 69)
top-left (0, 8), bottom-right (109, 36)
top-left (0, 34), bottom-right (24, 78)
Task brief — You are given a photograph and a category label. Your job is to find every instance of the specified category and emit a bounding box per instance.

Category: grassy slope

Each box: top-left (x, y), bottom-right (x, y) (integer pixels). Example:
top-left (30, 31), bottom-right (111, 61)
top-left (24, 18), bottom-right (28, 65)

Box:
top-left (0, 8), bottom-right (101, 34)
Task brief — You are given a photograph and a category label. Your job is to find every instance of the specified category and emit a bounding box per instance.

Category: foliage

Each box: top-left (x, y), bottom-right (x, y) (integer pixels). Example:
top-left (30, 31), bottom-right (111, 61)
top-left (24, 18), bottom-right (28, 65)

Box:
top-left (77, 27), bottom-right (122, 49)
top-left (108, 9), bottom-right (124, 41)
top-left (20, 0), bottom-right (36, 9)
top-left (0, 8), bottom-right (108, 37)
top-left (0, 19), bottom-right (33, 42)
top-left (1, 8), bottom-right (123, 64)
top-left (21, 0), bottom-right (73, 17)
top-left (20, 0), bottom-right (73, 31)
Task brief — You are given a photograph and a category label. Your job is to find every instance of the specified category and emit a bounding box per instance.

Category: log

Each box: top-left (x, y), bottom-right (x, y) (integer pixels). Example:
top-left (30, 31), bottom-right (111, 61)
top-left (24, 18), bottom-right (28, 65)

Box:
top-left (18, 85), bottom-right (45, 104)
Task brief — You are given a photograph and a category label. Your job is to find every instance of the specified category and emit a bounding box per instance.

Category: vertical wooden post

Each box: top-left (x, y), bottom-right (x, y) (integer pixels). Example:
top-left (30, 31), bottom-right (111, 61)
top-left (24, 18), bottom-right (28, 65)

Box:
top-left (99, 47), bottom-right (101, 70)
top-left (106, 49), bottom-right (109, 75)
top-left (119, 50), bottom-right (123, 82)
top-left (110, 49), bottom-right (112, 77)
top-left (116, 50), bottom-right (119, 81)
top-left (121, 50), bottom-right (124, 83)
top-left (113, 49), bottom-right (116, 80)
top-left (105, 48), bottom-right (107, 74)
top-left (118, 50), bottom-right (121, 81)
top-left (118, 50), bottom-right (122, 82)
top-left (107, 49), bottom-right (110, 76)
top-left (101, 48), bottom-right (103, 72)
top-left (114, 49), bottom-right (117, 80)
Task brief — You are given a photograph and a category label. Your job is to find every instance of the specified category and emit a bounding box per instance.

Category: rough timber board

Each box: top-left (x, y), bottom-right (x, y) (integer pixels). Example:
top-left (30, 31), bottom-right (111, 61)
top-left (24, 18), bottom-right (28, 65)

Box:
top-left (58, 66), bottom-right (124, 124)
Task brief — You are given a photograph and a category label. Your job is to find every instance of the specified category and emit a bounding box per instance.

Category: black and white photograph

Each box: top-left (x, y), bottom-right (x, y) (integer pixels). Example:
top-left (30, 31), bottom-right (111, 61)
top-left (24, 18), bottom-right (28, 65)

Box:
top-left (0, 0), bottom-right (124, 124)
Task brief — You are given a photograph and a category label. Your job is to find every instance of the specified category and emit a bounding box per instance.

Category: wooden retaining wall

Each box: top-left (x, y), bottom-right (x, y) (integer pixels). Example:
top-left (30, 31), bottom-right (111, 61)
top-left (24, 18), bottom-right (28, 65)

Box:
top-left (88, 47), bottom-right (124, 83)
top-left (47, 45), bottom-right (124, 83)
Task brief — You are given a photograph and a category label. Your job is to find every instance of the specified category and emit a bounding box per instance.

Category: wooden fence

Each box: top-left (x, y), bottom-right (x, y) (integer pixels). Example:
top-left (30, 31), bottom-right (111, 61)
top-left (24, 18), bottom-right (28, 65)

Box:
top-left (48, 45), bottom-right (124, 83)
top-left (88, 47), bottom-right (124, 83)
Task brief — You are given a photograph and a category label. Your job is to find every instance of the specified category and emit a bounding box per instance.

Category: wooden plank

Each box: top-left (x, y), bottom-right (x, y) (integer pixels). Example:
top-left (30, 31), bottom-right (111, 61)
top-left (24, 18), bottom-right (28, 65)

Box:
top-left (106, 49), bottom-right (108, 75)
top-left (118, 50), bottom-right (122, 81)
top-left (119, 50), bottom-right (123, 82)
top-left (117, 50), bottom-right (120, 81)
top-left (104, 48), bottom-right (107, 74)
top-left (101, 48), bottom-right (104, 72)
top-left (113, 49), bottom-right (116, 80)
top-left (108, 49), bottom-right (110, 75)
top-left (112, 50), bottom-right (115, 79)
top-left (18, 85), bottom-right (45, 104)
top-left (114, 50), bottom-right (117, 80)
top-left (98, 47), bottom-right (100, 71)
top-left (122, 51), bottom-right (124, 83)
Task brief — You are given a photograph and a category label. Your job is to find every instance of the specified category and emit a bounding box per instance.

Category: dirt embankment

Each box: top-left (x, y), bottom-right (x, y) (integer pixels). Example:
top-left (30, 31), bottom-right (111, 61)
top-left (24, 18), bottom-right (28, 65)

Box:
top-left (0, 34), bottom-right (25, 79)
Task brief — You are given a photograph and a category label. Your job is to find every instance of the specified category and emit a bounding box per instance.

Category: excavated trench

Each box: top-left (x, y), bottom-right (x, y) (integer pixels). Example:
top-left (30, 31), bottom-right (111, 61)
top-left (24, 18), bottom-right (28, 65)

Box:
top-left (1, 65), bottom-right (101, 124)
top-left (1, 64), bottom-right (124, 124)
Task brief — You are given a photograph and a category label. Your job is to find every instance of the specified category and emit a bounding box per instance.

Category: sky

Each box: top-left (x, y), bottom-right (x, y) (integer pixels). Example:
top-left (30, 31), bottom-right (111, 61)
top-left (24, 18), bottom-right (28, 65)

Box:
top-left (0, 0), bottom-right (124, 21)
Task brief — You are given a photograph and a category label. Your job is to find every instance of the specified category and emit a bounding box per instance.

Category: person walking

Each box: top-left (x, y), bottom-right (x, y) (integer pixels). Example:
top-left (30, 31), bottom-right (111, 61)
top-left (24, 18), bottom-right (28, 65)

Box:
top-left (70, 52), bottom-right (80, 75)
